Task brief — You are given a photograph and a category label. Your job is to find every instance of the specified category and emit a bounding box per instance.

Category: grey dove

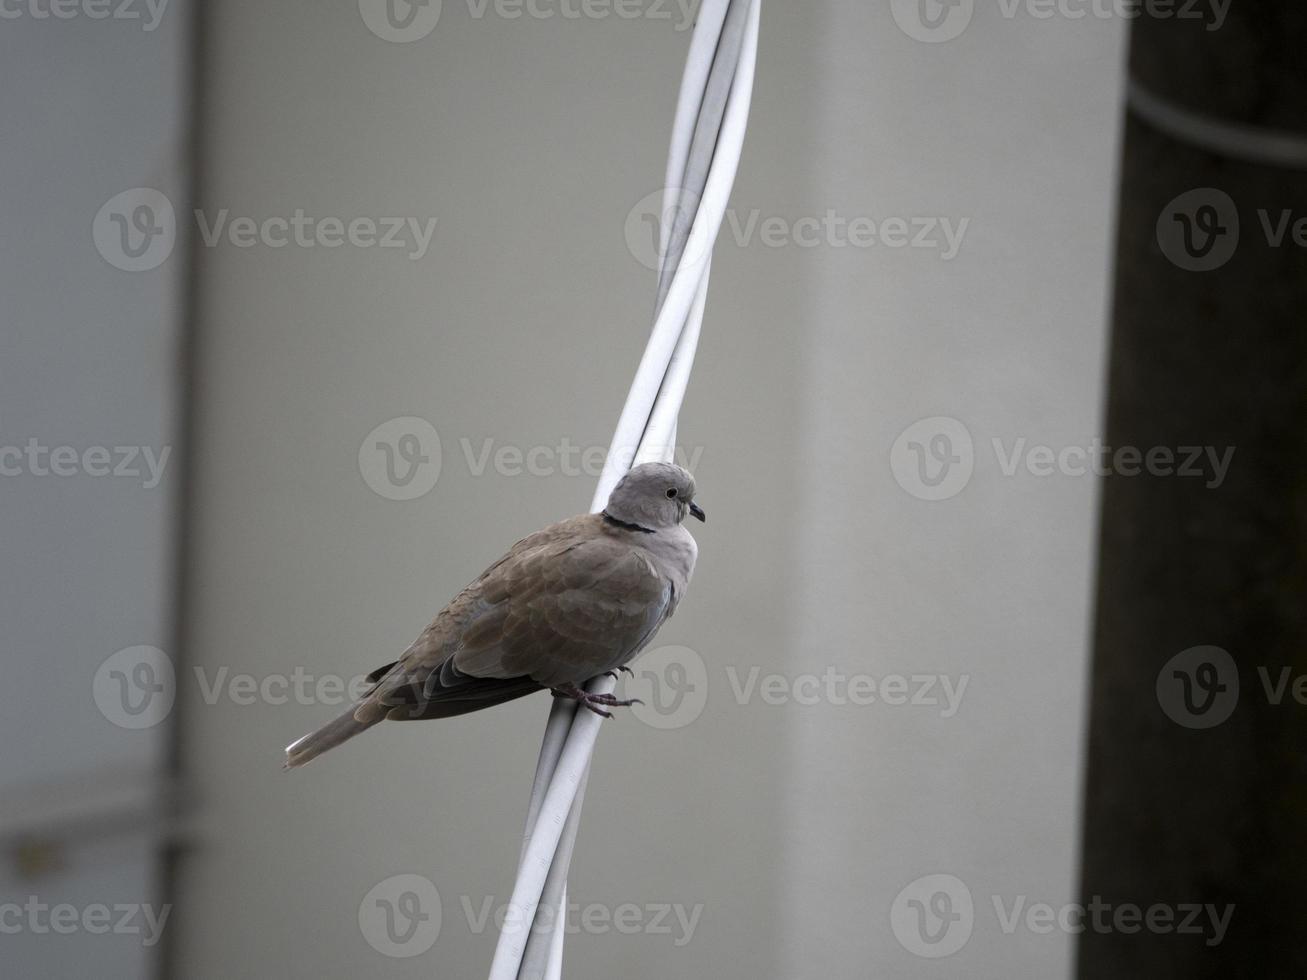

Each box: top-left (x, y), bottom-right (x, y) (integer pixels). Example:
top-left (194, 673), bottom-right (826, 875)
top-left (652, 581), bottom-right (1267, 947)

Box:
top-left (284, 462), bottom-right (703, 768)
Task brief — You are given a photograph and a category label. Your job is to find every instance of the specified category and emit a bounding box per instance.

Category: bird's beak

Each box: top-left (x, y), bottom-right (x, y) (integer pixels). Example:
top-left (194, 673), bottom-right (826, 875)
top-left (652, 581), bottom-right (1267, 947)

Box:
top-left (689, 501), bottom-right (706, 523)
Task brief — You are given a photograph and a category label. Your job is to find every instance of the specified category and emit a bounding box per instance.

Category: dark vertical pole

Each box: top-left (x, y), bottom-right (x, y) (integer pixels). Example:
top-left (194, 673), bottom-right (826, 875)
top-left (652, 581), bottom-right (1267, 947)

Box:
top-left (156, 2), bottom-right (211, 978)
top-left (1079, 7), bottom-right (1307, 979)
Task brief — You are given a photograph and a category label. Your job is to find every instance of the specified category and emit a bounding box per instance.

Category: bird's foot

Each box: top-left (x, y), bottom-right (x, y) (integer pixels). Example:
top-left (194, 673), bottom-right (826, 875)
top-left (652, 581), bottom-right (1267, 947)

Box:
top-left (603, 666), bottom-right (635, 681)
top-left (587, 692), bottom-right (644, 708)
top-left (550, 683), bottom-right (642, 718)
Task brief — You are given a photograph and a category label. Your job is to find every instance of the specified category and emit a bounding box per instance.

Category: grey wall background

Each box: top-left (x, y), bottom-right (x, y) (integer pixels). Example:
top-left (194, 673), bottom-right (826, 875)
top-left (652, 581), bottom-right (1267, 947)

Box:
top-left (2, 1), bottom-right (1126, 977)
top-left (0, 5), bottom-right (192, 978)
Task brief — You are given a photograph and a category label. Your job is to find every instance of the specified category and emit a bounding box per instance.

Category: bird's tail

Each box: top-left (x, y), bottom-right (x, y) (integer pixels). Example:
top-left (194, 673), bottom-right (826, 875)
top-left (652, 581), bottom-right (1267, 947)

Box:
top-left (284, 704), bottom-right (381, 770)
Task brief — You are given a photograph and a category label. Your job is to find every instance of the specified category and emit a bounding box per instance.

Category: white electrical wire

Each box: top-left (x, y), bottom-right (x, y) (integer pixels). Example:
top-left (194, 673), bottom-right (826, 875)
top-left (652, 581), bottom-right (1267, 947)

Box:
top-left (487, 3), bottom-right (760, 976)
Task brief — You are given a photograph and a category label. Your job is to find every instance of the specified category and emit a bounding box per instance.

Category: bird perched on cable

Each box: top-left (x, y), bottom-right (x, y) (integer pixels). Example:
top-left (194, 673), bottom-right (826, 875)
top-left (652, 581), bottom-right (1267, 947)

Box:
top-left (284, 462), bottom-right (703, 769)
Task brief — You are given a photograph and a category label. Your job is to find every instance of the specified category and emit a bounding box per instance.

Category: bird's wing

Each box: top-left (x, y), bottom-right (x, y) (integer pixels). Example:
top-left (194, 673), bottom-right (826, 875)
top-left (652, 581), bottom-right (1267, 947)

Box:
top-left (452, 532), bottom-right (673, 687)
top-left (358, 516), bottom-right (671, 719)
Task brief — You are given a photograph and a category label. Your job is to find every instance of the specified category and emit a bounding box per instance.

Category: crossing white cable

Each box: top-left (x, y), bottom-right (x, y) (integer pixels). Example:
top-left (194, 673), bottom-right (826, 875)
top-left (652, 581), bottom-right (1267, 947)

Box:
top-left (487, 3), bottom-right (760, 976)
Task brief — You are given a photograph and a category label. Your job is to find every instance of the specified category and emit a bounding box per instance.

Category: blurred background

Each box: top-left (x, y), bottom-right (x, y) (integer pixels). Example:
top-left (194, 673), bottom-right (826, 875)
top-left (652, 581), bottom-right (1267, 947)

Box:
top-left (3, 1), bottom-right (1303, 978)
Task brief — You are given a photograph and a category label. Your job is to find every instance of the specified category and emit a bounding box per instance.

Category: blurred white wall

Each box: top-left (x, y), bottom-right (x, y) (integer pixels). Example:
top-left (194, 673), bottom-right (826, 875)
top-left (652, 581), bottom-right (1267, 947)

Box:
top-left (787, 5), bottom-right (1124, 976)
top-left (172, 2), bottom-right (1124, 978)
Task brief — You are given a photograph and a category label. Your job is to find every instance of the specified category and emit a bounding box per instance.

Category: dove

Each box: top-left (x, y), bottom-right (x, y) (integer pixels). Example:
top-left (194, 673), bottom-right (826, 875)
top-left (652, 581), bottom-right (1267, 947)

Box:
top-left (284, 462), bottom-right (704, 768)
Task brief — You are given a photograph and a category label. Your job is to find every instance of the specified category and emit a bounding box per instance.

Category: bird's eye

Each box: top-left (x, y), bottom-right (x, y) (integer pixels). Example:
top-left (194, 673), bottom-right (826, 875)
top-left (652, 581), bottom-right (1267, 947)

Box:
top-left (666, 488), bottom-right (678, 499)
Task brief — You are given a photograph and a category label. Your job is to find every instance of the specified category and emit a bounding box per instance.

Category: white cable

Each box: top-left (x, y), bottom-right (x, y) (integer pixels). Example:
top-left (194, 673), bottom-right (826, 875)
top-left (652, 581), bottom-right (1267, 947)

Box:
top-left (661, 0), bottom-right (731, 212)
top-left (488, 687), bottom-right (610, 979)
top-left (515, 257), bottom-right (711, 980)
top-left (545, 883), bottom-right (566, 975)
top-left (505, 5), bottom-right (760, 974)
top-left (592, 0), bottom-right (761, 504)
top-left (516, 765), bottom-right (588, 978)
top-left (488, 4), bottom-right (760, 977)
top-left (656, 0), bottom-right (750, 313)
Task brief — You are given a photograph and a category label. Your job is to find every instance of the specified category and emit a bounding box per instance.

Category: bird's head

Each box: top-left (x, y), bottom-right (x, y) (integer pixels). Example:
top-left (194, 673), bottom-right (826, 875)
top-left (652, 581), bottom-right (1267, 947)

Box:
top-left (604, 462), bottom-right (705, 531)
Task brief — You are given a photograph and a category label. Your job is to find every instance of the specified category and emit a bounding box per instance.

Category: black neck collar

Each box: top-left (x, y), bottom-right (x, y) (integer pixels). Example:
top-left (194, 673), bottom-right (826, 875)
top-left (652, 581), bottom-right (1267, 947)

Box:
top-left (603, 511), bottom-right (656, 534)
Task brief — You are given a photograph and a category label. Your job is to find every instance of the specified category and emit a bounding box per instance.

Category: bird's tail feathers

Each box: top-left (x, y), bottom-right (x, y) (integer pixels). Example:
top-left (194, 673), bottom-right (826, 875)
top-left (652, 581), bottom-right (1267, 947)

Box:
top-left (283, 703), bottom-right (381, 769)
